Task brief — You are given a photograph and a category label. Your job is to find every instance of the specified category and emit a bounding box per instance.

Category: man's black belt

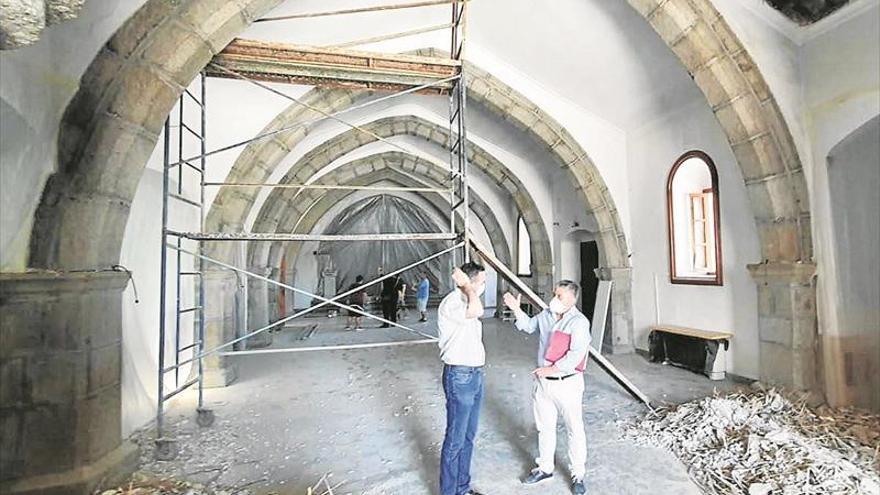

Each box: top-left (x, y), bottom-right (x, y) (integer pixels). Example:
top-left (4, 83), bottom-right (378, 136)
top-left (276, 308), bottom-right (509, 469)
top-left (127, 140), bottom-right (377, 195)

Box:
top-left (544, 373), bottom-right (576, 381)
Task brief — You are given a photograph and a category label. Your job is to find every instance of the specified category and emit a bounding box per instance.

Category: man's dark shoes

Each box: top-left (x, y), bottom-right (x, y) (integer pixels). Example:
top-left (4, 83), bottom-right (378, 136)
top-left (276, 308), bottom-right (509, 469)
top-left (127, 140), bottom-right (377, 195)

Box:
top-left (464, 490), bottom-right (486, 495)
top-left (522, 468), bottom-right (553, 484)
top-left (572, 476), bottom-right (586, 494)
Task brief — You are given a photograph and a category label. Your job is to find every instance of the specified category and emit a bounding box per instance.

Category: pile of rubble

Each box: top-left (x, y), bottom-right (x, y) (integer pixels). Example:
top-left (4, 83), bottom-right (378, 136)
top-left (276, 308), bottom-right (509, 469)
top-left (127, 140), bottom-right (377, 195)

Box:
top-left (621, 386), bottom-right (880, 495)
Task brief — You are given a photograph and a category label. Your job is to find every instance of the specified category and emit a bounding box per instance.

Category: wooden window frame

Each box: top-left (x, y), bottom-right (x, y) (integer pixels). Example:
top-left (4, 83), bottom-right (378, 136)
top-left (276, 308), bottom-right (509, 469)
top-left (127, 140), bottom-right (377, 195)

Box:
top-left (666, 150), bottom-right (724, 286)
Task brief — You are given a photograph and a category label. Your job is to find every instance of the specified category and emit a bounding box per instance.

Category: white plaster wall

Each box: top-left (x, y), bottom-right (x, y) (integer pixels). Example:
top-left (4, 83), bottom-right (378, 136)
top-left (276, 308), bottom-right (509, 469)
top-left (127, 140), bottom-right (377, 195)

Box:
top-left (119, 163), bottom-right (199, 436)
top-left (801, 6), bottom-right (880, 352)
top-left (0, 0), bottom-right (148, 270)
top-left (627, 97), bottom-right (762, 379)
top-left (825, 116), bottom-right (880, 409)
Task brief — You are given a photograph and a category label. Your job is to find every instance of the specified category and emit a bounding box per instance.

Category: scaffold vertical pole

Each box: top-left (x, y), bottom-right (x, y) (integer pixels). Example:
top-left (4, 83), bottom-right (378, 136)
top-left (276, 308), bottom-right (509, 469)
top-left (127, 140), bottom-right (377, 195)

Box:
top-left (197, 70), bottom-right (207, 413)
top-left (155, 118), bottom-right (171, 452)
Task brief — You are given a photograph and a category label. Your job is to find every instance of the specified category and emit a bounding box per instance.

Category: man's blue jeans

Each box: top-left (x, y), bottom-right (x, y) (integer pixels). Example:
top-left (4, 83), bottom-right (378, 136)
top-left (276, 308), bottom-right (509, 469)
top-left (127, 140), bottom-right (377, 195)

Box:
top-left (440, 364), bottom-right (484, 495)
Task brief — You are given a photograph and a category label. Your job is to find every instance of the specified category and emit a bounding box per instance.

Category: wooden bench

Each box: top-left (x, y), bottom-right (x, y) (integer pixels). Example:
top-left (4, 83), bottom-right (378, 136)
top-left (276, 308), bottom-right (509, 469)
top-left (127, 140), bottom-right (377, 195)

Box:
top-left (649, 325), bottom-right (732, 380)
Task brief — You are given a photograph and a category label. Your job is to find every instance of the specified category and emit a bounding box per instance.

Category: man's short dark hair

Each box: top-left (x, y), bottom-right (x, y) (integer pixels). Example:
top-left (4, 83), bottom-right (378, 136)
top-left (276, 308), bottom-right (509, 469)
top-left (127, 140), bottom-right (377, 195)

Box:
top-left (460, 261), bottom-right (486, 280)
top-left (557, 279), bottom-right (580, 297)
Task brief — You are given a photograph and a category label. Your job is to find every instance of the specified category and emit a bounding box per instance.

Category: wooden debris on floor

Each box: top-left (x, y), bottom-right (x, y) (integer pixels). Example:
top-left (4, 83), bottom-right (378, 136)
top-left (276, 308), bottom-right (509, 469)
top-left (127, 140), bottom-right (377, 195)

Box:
top-left (97, 471), bottom-right (345, 495)
top-left (620, 385), bottom-right (880, 495)
top-left (96, 471), bottom-right (218, 494)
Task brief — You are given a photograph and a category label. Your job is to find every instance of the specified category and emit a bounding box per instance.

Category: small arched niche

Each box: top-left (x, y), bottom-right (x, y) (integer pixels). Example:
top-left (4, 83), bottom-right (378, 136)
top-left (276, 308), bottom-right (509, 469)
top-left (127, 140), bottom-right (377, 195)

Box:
top-left (666, 150), bottom-right (723, 286)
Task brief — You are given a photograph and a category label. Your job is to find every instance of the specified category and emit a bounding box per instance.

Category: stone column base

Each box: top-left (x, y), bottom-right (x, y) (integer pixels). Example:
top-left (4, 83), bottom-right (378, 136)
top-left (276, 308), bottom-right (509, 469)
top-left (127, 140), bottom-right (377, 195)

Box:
top-left (749, 261), bottom-right (818, 391)
top-left (0, 441), bottom-right (139, 495)
top-left (202, 364), bottom-right (238, 389)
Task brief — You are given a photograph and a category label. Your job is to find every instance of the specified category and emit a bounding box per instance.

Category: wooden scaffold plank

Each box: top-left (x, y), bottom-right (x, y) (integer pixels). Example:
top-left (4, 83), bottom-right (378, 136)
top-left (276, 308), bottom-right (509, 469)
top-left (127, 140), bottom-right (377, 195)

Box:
top-left (207, 38), bottom-right (459, 93)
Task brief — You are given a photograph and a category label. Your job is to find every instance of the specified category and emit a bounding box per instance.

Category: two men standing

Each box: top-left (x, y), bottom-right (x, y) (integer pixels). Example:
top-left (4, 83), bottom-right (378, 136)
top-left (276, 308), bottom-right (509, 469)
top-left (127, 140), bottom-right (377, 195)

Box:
top-left (436, 260), bottom-right (590, 495)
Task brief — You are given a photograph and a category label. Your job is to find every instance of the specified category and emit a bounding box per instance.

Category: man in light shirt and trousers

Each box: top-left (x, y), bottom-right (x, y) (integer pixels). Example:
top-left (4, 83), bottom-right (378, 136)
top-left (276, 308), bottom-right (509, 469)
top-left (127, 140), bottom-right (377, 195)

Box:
top-left (438, 261), bottom-right (489, 495)
top-left (503, 280), bottom-right (590, 495)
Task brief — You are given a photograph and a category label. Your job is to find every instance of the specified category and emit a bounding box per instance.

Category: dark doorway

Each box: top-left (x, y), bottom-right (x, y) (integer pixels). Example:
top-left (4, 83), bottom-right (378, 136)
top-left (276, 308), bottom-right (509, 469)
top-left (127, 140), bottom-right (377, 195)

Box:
top-left (580, 241), bottom-right (599, 320)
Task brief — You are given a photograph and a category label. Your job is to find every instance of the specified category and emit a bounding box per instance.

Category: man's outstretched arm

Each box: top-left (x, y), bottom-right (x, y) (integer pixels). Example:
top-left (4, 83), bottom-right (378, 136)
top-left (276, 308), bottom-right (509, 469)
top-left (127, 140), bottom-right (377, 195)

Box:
top-left (503, 292), bottom-right (538, 334)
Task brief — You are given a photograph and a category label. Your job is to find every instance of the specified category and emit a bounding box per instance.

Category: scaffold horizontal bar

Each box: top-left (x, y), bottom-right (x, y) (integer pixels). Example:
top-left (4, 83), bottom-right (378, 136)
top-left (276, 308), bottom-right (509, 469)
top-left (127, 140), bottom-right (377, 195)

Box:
top-left (162, 377), bottom-right (198, 401)
top-left (328, 22), bottom-right (454, 50)
top-left (178, 341), bottom-right (202, 352)
top-left (169, 193), bottom-right (201, 208)
top-left (169, 72), bottom-right (460, 168)
top-left (203, 182), bottom-right (452, 193)
top-left (219, 338), bottom-right (437, 356)
top-left (178, 306), bottom-right (202, 314)
top-left (180, 122), bottom-right (203, 140)
top-left (166, 231), bottom-right (458, 242)
top-left (163, 242), bottom-right (462, 370)
top-left (183, 88), bottom-right (202, 106)
top-left (255, 0), bottom-right (469, 23)
top-left (168, 159), bottom-right (203, 174)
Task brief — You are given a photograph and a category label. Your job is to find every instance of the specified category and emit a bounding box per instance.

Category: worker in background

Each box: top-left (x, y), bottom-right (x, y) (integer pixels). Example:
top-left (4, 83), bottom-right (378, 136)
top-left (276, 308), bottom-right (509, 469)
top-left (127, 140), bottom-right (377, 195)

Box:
top-left (503, 280), bottom-right (590, 495)
top-left (344, 275), bottom-right (367, 331)
top-left (380, 273), bottom-right (403, 327)
top-left (415, 272), bottom-right (431, 322)
top-left (438, 262), bottom-right (488, 495)
top-left (396, 279), bottom-right (407, 321)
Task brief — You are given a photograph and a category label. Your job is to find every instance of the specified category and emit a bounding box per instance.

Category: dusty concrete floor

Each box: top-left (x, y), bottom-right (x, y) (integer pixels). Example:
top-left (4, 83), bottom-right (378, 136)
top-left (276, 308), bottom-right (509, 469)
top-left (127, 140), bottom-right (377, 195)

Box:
top-left (141, 310), bottom-right (742, 494)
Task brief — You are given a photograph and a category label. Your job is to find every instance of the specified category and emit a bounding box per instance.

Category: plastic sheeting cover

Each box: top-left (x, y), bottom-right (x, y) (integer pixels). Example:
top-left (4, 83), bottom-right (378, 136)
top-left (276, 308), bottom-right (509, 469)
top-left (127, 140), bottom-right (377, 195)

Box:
top-left (316, 195), bottom-right (453, 298)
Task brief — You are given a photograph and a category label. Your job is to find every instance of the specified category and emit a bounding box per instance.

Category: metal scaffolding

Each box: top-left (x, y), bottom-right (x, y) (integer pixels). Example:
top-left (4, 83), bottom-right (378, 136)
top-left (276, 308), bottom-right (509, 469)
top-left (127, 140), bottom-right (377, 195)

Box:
top-left (154, 0), bottom-right (475, 459)
top-left (155, 0), bottom-right (650, 460)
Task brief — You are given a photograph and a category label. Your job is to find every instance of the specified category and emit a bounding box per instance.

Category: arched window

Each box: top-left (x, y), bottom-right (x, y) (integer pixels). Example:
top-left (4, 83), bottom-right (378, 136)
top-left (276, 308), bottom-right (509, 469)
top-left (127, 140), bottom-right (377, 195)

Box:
top-left (666, 151), bottom-right (723, 285)
top-left (517, 216), bottom-right (532, 276)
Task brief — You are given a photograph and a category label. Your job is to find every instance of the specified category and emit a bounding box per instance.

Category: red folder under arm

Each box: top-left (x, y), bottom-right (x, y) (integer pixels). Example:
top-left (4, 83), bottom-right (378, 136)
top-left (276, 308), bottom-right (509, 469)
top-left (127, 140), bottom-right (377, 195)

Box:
top-left (544, 330), bottom-right (586, 372)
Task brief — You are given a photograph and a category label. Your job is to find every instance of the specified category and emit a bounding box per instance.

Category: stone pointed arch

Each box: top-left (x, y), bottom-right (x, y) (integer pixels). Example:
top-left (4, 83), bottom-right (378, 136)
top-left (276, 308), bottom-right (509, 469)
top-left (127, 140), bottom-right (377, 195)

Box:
top-left (244, 154), bottom-right (515, 329)
top-left (250, 153), bottom-right (512, 276)
top-left (627, 0), bottom-right (811, 263)
top-left (238, 116), bottom-right (553, 295)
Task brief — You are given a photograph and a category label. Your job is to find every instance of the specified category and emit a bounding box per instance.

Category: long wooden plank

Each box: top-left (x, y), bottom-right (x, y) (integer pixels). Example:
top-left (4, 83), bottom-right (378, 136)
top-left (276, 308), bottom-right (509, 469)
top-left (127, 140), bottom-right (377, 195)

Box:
top-left (469, 238), bottom-right (653, 409)
top-left (591, 280), bottom-right (613, 354)
top-left (208, 38), bottom-right (458, 94)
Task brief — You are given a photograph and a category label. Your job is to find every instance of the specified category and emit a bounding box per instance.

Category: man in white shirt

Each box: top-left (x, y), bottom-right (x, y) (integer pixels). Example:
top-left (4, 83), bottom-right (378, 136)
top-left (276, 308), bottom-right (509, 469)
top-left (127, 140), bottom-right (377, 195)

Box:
top-left (503, 280), bottom-right (590, 495)
top-left (437, 261), bottom-right (488, 495)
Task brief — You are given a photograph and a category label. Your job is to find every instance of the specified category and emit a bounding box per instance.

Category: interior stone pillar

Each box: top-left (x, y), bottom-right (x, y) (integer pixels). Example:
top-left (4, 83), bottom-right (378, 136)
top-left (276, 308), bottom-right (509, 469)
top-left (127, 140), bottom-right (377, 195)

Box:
top-left (244, 268), bottom-right (272, 349)
top-left (202, 270), bottom-right (238, 388)
top-left (0, 272), bottom-right (138, 495)
top-left (749, 262), bottom-right (819, 391)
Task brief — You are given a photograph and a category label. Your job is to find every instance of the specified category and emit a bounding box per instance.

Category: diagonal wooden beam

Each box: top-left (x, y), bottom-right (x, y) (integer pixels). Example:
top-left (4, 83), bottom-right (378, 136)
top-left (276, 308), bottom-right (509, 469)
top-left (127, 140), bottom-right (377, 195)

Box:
top-left (207, 38), bottom-right (459, 94)
top-left (469, 237), bottom-right (654, 409)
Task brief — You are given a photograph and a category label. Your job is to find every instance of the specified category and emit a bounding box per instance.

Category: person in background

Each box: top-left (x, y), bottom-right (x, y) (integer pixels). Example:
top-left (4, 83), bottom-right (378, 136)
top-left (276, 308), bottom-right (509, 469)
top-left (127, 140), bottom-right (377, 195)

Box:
top-left (380, 273), bottom-right (403, 327)
top-left (503, 280), bottom-right (590, 495)
top-left (344, 275), bottom-right (368, 331)
top-left (438, 262), bottom-right (488, 495)
top-left (415, 272), bottom-right (431, 322)
top-left (397, 279), bottom-right (408, 321)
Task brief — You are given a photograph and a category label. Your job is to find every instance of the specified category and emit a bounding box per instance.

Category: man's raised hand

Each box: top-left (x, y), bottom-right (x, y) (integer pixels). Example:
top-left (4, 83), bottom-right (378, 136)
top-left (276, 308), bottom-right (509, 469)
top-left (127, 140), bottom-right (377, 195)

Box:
top-left (451, 267), bottom-right (471, 288)
top-left (503, 292), bottom-right (521, 311)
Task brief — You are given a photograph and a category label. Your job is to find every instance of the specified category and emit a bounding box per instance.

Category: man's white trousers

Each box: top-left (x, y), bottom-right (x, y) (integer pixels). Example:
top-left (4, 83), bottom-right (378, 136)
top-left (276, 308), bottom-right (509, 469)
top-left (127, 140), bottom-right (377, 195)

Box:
top-left (533, 374), bottom-right (587, 479)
